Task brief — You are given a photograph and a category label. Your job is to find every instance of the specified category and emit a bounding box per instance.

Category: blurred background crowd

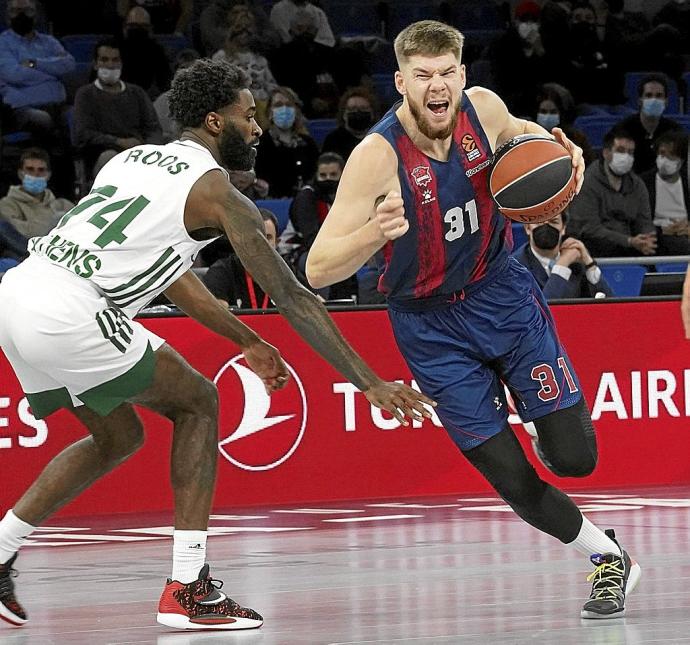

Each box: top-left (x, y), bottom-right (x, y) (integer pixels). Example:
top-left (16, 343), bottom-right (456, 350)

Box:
top-left (1, 0), bottom-right (689, 307)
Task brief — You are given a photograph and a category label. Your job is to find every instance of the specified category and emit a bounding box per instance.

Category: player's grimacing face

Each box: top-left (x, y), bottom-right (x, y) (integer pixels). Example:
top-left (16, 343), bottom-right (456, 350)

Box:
top-left (396, 52), bottom-right (465, 140)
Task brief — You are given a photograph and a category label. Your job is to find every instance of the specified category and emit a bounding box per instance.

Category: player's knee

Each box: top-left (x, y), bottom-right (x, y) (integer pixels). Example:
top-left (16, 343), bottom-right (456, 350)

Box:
top-left (193, 377), bottom-right (218, 419)
top-left (542, 449), bottom-right (596, 478)
top-left (95, 420), bottom-right (144, 463)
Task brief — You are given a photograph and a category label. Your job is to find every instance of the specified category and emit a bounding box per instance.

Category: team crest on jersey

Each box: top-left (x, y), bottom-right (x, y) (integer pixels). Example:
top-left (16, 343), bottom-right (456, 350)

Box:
top-left (410, 165), bottom-right (432, 188)
top-left (461, 134), bottom-right (482, 162)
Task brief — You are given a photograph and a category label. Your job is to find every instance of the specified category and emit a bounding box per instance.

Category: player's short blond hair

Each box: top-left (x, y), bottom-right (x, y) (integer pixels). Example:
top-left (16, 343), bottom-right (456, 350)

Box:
top-left (394, 20), bottom-right (464, 66)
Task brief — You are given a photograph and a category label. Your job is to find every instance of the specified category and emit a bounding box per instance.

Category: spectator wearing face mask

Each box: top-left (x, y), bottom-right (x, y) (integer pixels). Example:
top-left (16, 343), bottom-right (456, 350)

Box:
top-left (0, 147), bottom-right (74, 240)
top-left (640, 130), bottom-right (690, 256)
top-left (119, 6), bottom-right (172, 99)
top-left (322, 87), bottom-right (377, 162)
top-left (569, 126), bottom-right (656, 258)
top-left (254, 86), bottom-right (319, 198)
top-left (488, 1), bottom-right (547, 115)
top-left (616, 73), bottom-right (684, 174)
top-left (287, 151), bottom-right (356, 300)
top-left (0, 0), bottom-right (75, 140)
top-left (514, 211), bottom-right (613, 299)
top-left (535, 82), bottom-right (596, 165)
top-left (73, 38), bottom-right (163, 179)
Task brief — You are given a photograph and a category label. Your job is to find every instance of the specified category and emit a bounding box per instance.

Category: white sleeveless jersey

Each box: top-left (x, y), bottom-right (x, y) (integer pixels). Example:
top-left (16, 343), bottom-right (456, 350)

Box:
top-left (28, 140), bottom-right (226, 318)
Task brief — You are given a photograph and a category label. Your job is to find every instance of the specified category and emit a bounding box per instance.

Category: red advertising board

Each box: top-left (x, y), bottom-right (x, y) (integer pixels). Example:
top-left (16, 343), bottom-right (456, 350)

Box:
top-left (1, 301), bottom-right (689, 517)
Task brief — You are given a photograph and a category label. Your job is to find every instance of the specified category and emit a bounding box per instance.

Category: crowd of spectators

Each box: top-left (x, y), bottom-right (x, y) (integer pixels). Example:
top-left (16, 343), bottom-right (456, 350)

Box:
top-left (1, 0), bottom-right (690, 307)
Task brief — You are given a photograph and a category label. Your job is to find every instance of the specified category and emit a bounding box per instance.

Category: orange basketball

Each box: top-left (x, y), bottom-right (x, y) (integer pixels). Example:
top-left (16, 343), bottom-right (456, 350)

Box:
top-left (488, 134), bottom-right (577, 224)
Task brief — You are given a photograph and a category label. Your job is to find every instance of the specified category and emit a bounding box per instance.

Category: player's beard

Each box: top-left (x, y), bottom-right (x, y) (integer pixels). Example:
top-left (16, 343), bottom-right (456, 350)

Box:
top-left (408, 94), bottom-right (461, 140)
top-left (218, 122), bottom-right (258, 171)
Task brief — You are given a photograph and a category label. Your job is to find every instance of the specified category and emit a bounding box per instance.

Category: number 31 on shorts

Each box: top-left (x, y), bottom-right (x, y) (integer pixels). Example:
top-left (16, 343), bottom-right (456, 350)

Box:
top-left (531, 357), bottom-right (579, 402)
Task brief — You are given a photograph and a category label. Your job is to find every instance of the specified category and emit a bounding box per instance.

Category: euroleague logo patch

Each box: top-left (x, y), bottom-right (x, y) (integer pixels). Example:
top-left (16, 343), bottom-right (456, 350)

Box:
top-left (214, 355), bottom-right (307, 471)
top-left (461, 133), bottom-right (481, 162)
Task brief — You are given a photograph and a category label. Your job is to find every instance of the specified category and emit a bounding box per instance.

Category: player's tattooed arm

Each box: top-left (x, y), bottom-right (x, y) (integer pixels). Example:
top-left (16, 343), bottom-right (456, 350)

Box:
top-left (217, 181), bottom-right (383, 393)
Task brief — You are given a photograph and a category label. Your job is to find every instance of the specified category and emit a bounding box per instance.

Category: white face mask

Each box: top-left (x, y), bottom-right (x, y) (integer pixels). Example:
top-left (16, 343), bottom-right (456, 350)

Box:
top-left (608, 151), bottom-right (634, 176)
top-left (97, 67), bottom-right (121, 84)
top-left (656, 155), bottom-right (682, 177)
top-left (517, 21), bottom-right (539, 40)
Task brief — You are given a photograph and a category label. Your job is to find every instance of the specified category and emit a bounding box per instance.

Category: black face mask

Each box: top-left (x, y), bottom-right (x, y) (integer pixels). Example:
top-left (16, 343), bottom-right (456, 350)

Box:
top-left (532, 223), bottom-right (561, 250)
top-left (219, 122), bottom-right (257, 172)
top-left (11, 12), bottom-right (34, 36)
top-left (315, 179), bottom-right (338, 197)
top-left (345, 110), bottom-right (373, 133)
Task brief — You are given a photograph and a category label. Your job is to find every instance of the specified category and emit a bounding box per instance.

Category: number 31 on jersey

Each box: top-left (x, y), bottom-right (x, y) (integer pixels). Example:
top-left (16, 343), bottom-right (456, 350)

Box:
top-left (444, 199), bottom-right (478, 242)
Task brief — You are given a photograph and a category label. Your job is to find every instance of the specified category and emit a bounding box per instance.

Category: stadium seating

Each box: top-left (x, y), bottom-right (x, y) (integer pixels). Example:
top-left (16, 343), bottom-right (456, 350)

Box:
top-left (655, 262), bottom-right (688, 273)
top-left (572, 115), bottom-right (620, 149)
top-left (256, 199), bottom-right (292, 234)
top-left (308, 119), bottom-right (337, 146)
top-left (371, 72), bottom-right (399, 110)
top-left (62, 34), bottom-right (105, 62)
top-left (600, 264), bottom-right (647, 297)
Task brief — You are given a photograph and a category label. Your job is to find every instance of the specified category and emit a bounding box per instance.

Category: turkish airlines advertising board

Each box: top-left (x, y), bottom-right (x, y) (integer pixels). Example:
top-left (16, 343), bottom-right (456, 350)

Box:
top-left (1, 301), bottom-right (689, 517)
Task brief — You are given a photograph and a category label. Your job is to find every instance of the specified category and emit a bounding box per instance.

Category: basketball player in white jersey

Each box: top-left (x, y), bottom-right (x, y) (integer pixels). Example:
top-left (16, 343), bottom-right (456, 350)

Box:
top-left (0, 59), bottom-right (435, 631)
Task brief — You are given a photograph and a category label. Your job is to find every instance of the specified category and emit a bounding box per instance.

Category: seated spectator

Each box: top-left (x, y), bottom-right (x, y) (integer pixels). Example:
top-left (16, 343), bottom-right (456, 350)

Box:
top-left (289, 151), bottom-right (356, 300)
top-left (603, 0), bottom-right (650, 73)
top-left (270, 0), bottom-right (335, 48)
top-left (270, 8), bottom-right (340, 118)
top-left (0, 0), bottom-right (75, 140)
top-left (212, 4), bottom-right (277, 128)
top-left (654, 0), bottom-right (690, 53)
top-left (616, 73), bottom-right (684, 174)
top-left (73, 38), bottom-right (163, 178)
top-left (200, 0), bottom-right (280, 57)
top-left (640, 131), bottom-right (690, 256)
top-left (322, 87), bottom-right (378, 162)
top-left (489, 1), bottom-right (548, 116)
top-left (117, 0), bottom-right (193, 35)
top-left (514, 211), bottom-right (613, 299)
top-left (569, 126), bottom-right (656, 258)
top-left (539, 0), bottom-right (574, 88)
top-left (0, 219), bottom-right (28, 269)
top-left (254, 86), bottom-right (319, 198)
top-left (203, 208), bottom-right (278, 309)
top-left (0, 146), bottom-right (73, 239)
top-left (119, 6), bottom-right (172, 99)
top-left (535, 83), bottom-right (596, 165)
top-left (153, 48), bottom-right (199, 142)
top-left (227, 169), bottom-right (269, 201)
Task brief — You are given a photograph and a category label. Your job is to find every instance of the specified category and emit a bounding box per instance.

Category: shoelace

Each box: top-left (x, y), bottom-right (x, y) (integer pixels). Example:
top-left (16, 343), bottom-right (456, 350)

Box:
top-left (586, 559), bottom-right (625, 600)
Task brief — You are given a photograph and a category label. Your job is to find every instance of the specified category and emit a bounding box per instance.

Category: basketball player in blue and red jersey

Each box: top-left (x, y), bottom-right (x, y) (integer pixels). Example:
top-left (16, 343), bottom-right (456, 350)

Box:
top-left (307, 20), bottom-right (640, 619)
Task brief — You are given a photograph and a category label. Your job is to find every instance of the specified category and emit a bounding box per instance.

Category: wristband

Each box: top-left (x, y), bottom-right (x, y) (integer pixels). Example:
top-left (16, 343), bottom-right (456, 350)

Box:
top-left (585, 261), bottom-right (597, 270)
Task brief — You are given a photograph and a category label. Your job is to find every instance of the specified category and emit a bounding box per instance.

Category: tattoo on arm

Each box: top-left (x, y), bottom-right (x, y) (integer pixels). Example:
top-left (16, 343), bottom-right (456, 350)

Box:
top-left (220, 187), bottom-right (380, 391)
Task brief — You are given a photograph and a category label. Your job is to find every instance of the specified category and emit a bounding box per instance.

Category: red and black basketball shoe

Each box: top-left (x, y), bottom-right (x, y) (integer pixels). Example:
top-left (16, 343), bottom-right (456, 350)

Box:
top-left (0, 554), bottom-right (27, 626)
top-left (157, 564), bottom-right (263, 630)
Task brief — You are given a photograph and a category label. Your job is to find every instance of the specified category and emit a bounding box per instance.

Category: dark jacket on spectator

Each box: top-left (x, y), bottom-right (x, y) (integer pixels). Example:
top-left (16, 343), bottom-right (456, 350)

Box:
top-left (616, 113), bottom-right (684, 174)
top-left (203, 254), bottom-right (269, 309)
top-left (513, 242), bottom-right (613, 299)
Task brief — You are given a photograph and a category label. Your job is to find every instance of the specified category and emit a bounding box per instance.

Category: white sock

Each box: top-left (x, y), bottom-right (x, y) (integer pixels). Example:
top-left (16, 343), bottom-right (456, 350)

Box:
top-left (172, 530), bottom-right (207, 583)
top-left (0, 509), bottom-right (36, 564)
top-left (568, 515), bottom-right (621, 558)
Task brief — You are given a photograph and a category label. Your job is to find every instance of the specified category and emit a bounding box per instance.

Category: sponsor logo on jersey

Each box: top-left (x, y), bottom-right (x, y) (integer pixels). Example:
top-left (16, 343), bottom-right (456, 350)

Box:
top-left (461, 134), bottom-right (482, 162)
top-left (215, 355), bottom-right (307, 471)
top-left (410, 165), bottom-right (432, 188)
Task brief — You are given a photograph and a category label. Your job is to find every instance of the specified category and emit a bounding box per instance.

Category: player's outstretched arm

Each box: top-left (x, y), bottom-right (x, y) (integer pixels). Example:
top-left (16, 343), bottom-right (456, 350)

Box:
top-left (186, 170), bottom-right (435, 424)
top-left (306, 135), bottom-right (401, 288)
top-left (164, 270), bottom-right (289, 392)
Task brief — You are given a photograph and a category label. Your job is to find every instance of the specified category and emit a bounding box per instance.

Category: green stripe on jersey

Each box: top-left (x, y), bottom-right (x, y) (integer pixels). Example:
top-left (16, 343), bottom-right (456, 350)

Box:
top-left (107, 255), bottom-right (183, 306)
top-left (114, 259), bottom-right (184, 308)
top-left (103, 248), bottom-right (176, 295)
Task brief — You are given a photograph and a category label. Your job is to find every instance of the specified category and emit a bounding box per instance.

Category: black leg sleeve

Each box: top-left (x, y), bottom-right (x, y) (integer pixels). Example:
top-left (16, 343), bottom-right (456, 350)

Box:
top-left (463, 426), bottom-right (583, 543)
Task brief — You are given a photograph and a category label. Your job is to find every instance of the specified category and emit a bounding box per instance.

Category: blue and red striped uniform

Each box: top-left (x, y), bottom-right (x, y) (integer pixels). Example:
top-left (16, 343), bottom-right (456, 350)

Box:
top-left (372, 93), bottom-right (512, 308)
top-left (371, 93), bottom-right (581, 451)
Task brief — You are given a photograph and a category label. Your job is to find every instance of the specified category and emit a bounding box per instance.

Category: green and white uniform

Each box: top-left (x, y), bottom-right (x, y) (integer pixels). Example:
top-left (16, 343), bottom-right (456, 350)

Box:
top-left (0, 140), bottom-right (226, 418)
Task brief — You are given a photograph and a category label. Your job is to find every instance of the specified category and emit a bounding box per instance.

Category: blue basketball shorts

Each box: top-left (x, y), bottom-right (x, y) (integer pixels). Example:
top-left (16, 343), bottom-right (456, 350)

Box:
top-left (388, 257), bottom-right (582, 451)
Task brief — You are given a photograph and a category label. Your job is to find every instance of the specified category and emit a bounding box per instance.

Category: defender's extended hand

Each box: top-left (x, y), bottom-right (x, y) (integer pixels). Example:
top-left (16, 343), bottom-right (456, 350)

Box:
top-left (364, 381), bottom-right (437, 426)
top-left (243, 340), bottom-right (290, 394)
